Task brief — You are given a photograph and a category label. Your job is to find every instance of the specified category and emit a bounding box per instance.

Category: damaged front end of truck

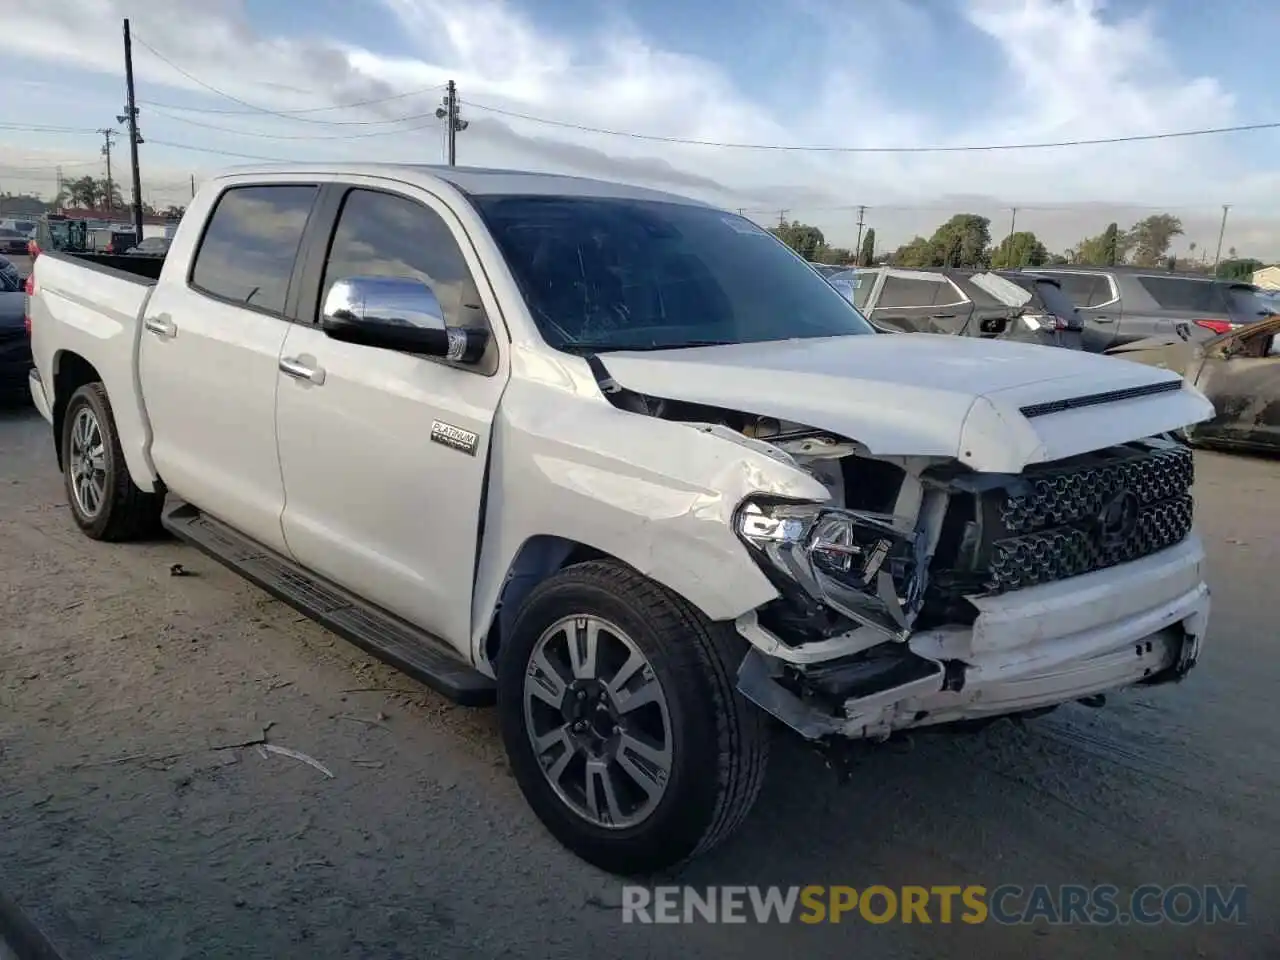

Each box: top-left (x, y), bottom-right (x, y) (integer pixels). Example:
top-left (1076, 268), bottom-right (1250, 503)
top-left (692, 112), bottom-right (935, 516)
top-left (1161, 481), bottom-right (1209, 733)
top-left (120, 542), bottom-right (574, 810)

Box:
top-left (725, 429), bottom-right (1207, 742)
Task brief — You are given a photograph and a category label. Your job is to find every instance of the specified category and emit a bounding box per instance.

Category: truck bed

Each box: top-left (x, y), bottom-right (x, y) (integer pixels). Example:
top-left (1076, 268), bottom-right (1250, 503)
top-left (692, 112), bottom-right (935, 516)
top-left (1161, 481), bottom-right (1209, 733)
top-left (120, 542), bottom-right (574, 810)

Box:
top-left (52, 250), bottom-right (165, 283)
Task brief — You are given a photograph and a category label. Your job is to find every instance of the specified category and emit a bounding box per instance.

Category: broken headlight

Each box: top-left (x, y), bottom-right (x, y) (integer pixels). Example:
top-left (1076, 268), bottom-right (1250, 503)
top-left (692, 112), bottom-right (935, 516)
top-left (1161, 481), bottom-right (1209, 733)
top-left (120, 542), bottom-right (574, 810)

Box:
top-left (734, 498), bottom-right (926, 640)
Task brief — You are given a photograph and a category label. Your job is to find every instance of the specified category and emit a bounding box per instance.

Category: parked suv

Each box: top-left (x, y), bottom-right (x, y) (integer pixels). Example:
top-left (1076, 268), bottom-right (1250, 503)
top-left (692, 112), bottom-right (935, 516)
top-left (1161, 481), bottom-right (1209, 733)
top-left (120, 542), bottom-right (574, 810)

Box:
top-left (1022, 266), bottom-right (1277, 353)
top-left (827, 266), bottom-right (1082, 348)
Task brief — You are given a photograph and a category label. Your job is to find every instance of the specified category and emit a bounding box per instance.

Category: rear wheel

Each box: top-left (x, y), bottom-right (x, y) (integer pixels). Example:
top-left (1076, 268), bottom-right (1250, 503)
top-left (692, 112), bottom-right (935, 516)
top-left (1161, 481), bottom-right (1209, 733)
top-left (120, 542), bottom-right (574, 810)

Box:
top-left (497, 560), bottom-right (769, 875)
top-left (61, 383), bottom-right (162, 541)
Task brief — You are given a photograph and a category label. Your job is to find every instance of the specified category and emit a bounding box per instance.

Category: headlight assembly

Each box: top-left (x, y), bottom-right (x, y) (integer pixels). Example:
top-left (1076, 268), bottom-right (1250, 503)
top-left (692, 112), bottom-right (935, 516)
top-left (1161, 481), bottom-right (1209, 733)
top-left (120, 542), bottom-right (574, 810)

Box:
top-left (734, 497), bottom-right (926, 640)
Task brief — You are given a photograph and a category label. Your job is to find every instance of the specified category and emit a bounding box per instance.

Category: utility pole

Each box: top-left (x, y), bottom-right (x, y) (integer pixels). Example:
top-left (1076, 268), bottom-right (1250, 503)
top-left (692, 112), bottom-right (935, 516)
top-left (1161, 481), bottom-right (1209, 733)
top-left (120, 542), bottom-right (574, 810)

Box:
top-left (98, 128), bottom-right (117, 215)
top-left (777, 210), bottom-right (788, 228)
top-left (1212, 204), bottom-right (1230, 271)
top-left (118, 18), bottom-right (145, 239)
top-left (435, 81), bottom-right (469, 166)
top-left (190, 174), bottom-right (196, 200)
top-left (1004, 207), bottom-right (1018, 261)
top-left (854, 205), bottom-right (866, 265)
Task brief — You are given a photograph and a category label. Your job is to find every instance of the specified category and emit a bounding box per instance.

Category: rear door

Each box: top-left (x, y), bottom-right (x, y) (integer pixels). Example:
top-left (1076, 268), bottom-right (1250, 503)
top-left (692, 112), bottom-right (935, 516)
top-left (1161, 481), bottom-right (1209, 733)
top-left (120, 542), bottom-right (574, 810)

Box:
top-left (1033, 271), bottom-right (1118, 352)
top-left (274, 180), bottom-right (508, 650)
top-left (139, 181), bottom-right (319, 553)
top-left (1126, 275), bottom-right (1235, 344)
top-left (869, 272), bottom-right (972, 335)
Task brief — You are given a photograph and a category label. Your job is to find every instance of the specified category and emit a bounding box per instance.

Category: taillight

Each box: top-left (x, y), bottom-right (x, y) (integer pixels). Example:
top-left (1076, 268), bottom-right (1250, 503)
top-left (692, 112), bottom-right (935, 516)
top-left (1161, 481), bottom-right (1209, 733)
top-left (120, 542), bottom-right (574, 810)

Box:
top-left (1193, 319), bottom-right (1234, 335)
top-left (23, 273), bottom-right (34, 335)
top-left (27, 239), bottom-right (39, 259)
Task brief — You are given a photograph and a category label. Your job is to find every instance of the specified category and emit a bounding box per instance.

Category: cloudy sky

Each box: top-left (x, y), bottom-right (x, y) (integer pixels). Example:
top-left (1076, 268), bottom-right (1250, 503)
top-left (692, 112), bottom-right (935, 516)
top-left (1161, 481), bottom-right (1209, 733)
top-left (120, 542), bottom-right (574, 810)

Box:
top-left (2, 0), bottom-right (1279, 259)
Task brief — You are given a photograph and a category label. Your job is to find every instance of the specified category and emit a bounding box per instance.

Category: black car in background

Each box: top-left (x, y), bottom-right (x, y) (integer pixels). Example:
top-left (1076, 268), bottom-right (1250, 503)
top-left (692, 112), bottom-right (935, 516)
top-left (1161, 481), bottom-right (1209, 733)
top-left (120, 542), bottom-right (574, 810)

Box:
top-left (1021, 266), bottom-right (1277, 353)
top-left (0, 227), bottom-right (29, 255)
top-left (0, 254), bottom-right (31, 403)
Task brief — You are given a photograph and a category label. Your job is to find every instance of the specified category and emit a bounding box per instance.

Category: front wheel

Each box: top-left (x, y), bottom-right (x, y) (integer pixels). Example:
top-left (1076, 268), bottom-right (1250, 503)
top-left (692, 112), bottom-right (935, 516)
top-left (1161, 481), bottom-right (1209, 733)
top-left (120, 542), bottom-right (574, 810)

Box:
top-left (497, 560), bottom-right (770, 876)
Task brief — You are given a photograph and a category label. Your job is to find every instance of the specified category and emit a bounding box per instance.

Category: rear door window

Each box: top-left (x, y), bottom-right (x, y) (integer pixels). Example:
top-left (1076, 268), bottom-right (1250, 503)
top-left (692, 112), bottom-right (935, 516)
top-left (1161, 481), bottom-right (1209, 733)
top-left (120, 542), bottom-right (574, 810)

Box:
top-left (877, 276), bottom-right (963, 308)
top-left (1135, 276), bottom-right (1228, 313)
top-left (189, 184), bottom-right (318, 316)
top-left (1044, 273), bottom-right (1113, 308)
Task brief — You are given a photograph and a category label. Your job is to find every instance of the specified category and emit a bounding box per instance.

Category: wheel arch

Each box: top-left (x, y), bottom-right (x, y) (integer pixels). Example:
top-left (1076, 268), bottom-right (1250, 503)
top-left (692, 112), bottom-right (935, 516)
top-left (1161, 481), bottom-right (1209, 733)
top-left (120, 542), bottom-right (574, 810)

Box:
top-left (480, 534), bottom-right (611, 669)
top-left (50, 348), bottom-right (159, 492)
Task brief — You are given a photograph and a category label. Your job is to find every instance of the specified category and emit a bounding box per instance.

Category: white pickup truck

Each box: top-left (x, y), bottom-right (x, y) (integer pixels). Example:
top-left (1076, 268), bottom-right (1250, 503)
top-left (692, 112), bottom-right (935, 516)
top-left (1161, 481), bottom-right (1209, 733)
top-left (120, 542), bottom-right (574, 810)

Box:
top-left (27, 164), bottom-right (1214, 875)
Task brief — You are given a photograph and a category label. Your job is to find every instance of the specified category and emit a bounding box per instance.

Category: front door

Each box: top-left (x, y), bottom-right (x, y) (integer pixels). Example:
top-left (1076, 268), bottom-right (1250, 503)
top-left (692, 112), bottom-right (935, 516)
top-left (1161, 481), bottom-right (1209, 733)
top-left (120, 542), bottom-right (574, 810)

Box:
top-left (274, 183), bottom-right (508, 652)
top-left (139, 182), bottom-right (319, 552)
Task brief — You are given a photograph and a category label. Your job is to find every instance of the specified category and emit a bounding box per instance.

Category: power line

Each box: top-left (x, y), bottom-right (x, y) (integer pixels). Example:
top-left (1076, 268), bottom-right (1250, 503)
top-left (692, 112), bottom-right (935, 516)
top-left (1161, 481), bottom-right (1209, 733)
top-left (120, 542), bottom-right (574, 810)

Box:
top-left (146, 104), bottom-right (443, 140)
top-left (462, 99), bottom-right (1280, 154)
top-left (0, 122), bottom-right (100, 134)
top-left (138, 87), bottom-right (450, 124)
top-left (133, 33), bottom-right (444, 126)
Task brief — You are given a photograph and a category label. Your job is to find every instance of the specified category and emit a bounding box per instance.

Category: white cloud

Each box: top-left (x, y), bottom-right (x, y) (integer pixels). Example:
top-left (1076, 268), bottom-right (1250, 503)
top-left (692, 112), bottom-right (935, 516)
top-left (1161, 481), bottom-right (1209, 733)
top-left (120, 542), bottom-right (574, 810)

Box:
top-left (1, 0), bottom-right (1278, 258)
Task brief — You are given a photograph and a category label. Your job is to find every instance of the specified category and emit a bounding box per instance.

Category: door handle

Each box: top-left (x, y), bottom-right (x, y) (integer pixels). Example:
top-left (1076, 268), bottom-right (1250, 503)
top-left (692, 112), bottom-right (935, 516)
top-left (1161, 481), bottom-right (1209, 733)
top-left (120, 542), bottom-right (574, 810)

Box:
top-left (1092, 315), bottom-right (1115, 323)
top-left (144, 316), bottom-right (177, 338)
top-left (279, 356), bottom-right (326, 385)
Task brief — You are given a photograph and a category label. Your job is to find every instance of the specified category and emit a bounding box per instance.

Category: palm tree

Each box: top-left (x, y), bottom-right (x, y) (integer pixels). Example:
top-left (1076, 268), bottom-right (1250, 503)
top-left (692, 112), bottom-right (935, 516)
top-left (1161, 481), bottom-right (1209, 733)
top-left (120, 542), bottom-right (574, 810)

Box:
top-left (1228, 246), bottom-right (1238, 259)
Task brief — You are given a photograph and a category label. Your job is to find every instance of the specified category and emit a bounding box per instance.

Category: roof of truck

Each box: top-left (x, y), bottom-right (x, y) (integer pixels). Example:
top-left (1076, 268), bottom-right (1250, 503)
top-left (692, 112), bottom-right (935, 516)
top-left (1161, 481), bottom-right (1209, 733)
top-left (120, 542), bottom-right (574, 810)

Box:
top-left (213, 163), bottom-right (716, 208)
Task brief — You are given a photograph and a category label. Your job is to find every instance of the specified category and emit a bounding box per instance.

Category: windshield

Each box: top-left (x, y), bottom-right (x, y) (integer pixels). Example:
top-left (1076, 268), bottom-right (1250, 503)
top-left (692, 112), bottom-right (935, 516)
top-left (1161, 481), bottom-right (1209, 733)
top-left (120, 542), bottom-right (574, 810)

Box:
top-left (470, 194), bottom-right (876, 351)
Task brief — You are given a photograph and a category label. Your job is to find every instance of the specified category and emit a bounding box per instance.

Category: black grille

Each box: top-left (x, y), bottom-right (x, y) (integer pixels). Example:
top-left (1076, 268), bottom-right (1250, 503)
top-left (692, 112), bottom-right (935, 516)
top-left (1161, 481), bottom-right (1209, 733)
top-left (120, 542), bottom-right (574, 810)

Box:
top-left (984, 443), bottom-right (1194, 594)
top-left (988, 494), bottom-right (1192, 591)
top-left (922, 442), bottom-right (1195, 619)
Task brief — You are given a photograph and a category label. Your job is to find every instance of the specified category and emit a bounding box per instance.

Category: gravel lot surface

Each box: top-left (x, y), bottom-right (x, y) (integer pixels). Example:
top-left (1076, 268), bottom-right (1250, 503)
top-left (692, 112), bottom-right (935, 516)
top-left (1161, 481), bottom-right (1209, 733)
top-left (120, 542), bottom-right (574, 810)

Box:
top-left (1, 400), bottom-right (1276, 959)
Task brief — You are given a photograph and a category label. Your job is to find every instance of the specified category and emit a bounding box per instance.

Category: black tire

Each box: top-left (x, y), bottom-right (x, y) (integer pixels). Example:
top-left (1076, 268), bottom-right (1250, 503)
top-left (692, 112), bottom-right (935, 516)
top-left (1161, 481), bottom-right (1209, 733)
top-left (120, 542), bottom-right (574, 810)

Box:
top-left (497, 559), bottom-right (770, 876)
top-left (61, 382), bottom-right (162, 541)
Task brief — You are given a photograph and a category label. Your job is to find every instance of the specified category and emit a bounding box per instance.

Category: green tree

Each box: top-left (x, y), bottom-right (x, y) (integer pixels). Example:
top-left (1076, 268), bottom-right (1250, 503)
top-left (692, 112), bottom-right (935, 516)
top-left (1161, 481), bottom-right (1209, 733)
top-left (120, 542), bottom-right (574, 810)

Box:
top-left (813, 246), bottom-right (853, 265)
top-left (928, 214), bottom-right (991, 268)
top-left (1215, 257), bottom-right (1264, 281)
top-left (769, 220), bottom-right (827, 261)
top-left (1075, 222), bottom-right (1131, 266)
top-left (989, 230), bottom-right (1049, 269)
top-left (1126, 214), bottom-right (1183, 267)
top-left (891, 236), bottom-right (934, 267)
top-left (62, 176), bottom-right (124, 212)
top-left (859, 228), bottom-right (876, 267)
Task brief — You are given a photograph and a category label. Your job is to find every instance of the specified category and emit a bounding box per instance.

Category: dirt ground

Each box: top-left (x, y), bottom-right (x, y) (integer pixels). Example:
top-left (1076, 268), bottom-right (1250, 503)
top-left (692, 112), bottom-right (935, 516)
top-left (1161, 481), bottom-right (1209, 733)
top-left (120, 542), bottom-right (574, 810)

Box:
top-left (1, 401), bottom-right (1277, 959)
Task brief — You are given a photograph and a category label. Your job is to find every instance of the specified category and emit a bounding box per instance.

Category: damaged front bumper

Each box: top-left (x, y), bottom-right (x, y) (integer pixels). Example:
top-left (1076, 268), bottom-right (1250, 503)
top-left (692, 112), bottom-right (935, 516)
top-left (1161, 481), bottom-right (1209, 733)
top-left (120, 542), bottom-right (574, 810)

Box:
top-left (734, 533), bottom-right (1210, 741)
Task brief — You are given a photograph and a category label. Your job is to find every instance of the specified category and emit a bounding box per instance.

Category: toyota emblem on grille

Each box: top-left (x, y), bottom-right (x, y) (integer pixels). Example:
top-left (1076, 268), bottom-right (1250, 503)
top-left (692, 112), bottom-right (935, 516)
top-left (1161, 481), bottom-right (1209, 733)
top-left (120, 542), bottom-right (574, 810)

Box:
top-left (1097, 490), bottom-right (1140, 547)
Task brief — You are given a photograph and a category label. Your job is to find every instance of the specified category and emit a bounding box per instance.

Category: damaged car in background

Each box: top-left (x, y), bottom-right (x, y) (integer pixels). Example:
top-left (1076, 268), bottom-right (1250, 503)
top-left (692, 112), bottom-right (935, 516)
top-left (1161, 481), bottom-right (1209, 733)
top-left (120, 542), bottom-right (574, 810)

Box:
top-left (28, 165), bottom-right (1214, 877)
top-left (1109, 312), bottom-right (1280, 453)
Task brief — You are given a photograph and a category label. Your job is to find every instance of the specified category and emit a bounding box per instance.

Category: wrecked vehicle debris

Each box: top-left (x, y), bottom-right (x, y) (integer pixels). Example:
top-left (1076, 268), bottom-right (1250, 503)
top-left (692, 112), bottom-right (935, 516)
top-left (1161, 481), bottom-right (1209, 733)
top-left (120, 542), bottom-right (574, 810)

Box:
top-left (1111, 313), bottom-right (1280, 453)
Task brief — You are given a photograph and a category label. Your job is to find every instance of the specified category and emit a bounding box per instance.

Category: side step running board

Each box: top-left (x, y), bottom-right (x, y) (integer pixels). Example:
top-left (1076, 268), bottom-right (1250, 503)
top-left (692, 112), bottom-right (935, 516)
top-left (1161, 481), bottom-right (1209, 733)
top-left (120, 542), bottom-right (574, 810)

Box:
top-left (162, 501), bottom-right (496, 706)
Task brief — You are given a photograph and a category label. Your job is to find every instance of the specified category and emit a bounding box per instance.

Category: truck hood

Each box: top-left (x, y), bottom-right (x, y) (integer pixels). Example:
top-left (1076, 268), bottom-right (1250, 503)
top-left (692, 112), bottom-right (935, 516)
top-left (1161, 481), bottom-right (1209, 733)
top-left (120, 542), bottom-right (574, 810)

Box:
top-left (598, 333), bottom-right (1215, 473)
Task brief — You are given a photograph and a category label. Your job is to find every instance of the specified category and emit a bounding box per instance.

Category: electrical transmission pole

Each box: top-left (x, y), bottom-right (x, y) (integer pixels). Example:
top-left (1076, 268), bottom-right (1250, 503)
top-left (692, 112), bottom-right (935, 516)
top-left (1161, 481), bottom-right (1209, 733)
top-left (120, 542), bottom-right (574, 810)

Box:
top-left (854, 205), bottom-right (866, 265)
top-left (98, 128), bottom-right (117, 215)
top-left (1212, 204), bottom-right (1230, 271)
top-left (118, 18), bottom-right (145, 239)
top-left (777, 210), bottom-right (788, 227)
top-left (435, 81), bottom-right (469, 166)
top-left (1004, 207), bottom-right (1018, 260)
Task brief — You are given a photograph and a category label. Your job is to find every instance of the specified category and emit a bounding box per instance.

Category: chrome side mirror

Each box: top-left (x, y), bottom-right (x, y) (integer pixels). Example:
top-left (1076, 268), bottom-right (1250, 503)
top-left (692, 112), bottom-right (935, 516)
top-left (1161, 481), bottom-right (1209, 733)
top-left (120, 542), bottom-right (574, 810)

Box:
top-left (320, 276), bottom-right (488, 364)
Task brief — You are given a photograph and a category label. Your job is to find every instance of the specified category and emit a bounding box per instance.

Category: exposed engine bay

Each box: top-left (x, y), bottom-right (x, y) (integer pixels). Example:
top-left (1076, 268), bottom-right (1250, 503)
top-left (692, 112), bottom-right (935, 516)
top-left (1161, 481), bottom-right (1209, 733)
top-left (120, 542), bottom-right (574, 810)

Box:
top-left (591, 360), bottom-right (1202, 740)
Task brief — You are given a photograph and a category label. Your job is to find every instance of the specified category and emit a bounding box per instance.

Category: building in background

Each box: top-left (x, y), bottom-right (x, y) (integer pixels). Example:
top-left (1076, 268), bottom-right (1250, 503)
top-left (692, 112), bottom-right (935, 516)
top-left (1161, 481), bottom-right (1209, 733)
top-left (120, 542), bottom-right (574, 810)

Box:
top-left (1251, 264), bottom-right (1280, 289)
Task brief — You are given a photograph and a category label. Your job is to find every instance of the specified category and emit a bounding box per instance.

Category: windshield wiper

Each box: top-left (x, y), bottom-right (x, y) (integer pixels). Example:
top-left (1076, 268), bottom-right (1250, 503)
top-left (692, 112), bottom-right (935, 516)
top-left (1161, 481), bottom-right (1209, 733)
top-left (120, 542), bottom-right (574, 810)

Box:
top-left (563, 339), bottom-right (739, 353)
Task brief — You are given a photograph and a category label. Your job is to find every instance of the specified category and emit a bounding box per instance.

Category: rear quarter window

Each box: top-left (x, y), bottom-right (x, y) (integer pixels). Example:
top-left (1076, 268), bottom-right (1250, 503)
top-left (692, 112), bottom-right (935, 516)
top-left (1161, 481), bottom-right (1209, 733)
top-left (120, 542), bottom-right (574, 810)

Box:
top-left (1135, 276), bottom-right (1228, 313)
top-left (189, 184), bottom-right (318, 316)
top-left (877, 276), bottom-right (963, 308)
